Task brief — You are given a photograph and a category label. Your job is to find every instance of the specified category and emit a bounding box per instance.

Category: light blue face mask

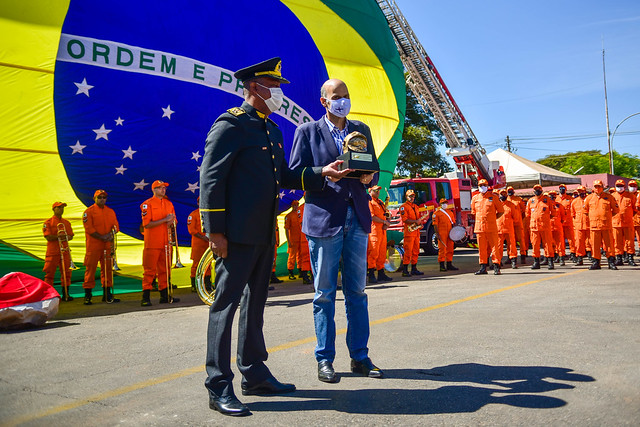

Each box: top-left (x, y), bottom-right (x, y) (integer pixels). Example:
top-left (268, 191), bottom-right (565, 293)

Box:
top-left (327, 97), bottom-right (351, 118)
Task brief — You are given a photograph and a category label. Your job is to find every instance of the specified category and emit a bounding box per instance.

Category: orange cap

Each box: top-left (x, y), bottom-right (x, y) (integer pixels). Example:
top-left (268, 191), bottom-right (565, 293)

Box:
top-left (406, 189), bottom-right (415, 196)
top-left (577, 185), bottom-right (586, 192)
top-left (499, 189), bottom-right (507, 195)
top-left (615, 179), bottom-right (625, 186)
top-left (593, 180), bottom-right (603, 187)
top-left (93, 189), bottom-right (107, 198)
top-left (629, 180), bottom-right (638, 187)
top-left (369, 185), bottom-right (382, 192)
top-left (549, 190), bottom-right (558, 195)
top-left (558, 184), bottom-right (566, 189)
top-left (439, 198), bottom-right (447, 204)
top-left (478, 179), bottom-right (488, 186)
top-left (152, 180), bottom-right (169, 189)
top-left (507, 186), bottom-right (514, 191)
top-left (52, 201), bottom-right (67, 209)
top-left (533, 184), bottom-right (542, 190)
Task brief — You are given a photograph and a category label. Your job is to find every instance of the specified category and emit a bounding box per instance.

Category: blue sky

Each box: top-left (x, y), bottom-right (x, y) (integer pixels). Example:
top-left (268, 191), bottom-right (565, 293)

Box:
top-left (394, 0), bottom-right (640, 164)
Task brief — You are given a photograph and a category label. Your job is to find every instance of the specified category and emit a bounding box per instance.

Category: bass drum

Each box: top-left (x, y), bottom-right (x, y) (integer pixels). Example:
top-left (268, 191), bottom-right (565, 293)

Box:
top-left (195, 247), bottom-right (216, 306)
top-left (448, 225), bottom-right (467, 243)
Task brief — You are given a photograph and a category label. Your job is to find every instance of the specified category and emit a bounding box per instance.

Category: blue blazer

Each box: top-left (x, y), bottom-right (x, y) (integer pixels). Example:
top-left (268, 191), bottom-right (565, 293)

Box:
top-left (289, 117), bottom-right (378, 238)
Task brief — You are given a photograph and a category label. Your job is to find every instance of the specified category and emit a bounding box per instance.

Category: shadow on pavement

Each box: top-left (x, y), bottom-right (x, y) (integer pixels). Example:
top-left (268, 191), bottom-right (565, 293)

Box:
top-left (248, 363), bottom-right (594, 415)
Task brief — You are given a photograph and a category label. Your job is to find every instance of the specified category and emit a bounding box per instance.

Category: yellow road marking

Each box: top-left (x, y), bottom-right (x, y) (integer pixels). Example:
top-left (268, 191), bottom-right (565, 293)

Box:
top-left (6, 269), bottom-right (585, 426)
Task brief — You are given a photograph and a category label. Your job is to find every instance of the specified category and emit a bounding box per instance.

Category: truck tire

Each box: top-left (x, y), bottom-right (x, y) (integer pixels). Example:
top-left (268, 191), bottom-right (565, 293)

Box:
top-left (422, 224), bottom-right (438, 256)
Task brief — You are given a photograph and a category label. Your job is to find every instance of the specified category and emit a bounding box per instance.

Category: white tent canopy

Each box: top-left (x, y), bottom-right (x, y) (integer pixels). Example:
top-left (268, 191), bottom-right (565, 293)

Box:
top-left (488, 148), bottom-right (581, 189)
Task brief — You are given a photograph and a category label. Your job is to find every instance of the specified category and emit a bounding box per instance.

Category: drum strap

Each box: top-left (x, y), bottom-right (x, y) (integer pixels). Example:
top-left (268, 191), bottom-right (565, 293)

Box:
top-left (438, 208), bottom-right (454, 224)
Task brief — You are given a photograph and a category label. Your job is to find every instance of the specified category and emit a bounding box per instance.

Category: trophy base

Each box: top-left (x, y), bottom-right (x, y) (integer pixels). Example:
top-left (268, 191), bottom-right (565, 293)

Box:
top-left (337, 151), bottom-right (379, 179)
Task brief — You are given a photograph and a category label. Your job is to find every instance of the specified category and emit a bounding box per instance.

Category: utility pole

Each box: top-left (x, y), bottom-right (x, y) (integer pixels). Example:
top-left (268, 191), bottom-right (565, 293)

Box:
top-left (602, 40), bottom-right (614, 174)
top-left (505, 135), bottom-right (512, 152)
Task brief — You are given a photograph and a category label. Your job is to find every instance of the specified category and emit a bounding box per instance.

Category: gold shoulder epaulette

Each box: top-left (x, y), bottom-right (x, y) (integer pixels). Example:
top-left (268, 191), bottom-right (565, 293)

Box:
top-left (227, 107), bottom-right (246, 116)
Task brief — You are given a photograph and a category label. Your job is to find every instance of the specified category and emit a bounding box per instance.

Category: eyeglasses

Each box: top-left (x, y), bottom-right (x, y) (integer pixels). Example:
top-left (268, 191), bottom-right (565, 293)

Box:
top-left (97, 196), bottom-right (107, 199)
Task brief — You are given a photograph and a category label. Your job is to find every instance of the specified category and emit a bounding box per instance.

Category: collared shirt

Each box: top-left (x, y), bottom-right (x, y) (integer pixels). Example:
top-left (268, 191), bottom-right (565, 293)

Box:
top-left (323, 115), bottom-right (350, 155)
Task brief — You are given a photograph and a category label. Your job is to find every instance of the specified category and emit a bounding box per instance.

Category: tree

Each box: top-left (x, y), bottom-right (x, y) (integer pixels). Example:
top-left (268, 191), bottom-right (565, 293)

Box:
top-left (395, 85), bottom-right (452, 178)
top-left (537, 150), bottom-right (640, 177)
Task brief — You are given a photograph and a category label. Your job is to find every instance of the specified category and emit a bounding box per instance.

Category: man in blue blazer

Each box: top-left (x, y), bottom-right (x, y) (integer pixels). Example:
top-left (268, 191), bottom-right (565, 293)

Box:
top-left (289, 78), bottom-right (384, 383)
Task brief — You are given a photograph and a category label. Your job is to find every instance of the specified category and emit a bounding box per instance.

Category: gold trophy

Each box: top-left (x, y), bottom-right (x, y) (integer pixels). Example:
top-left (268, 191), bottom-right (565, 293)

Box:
top-left (337, 131), bottom-right (379, 178)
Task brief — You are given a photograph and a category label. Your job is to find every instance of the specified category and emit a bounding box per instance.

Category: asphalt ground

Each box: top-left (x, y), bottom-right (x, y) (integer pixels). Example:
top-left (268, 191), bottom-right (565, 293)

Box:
top-left (1, 249), bottom-right (639, 426)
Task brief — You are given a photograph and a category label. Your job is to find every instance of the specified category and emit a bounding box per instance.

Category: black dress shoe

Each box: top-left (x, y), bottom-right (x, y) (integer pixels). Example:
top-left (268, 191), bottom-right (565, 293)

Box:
top-left (351, 357), bottom-right (383, 378)
top-left (241, 377), bottom-right (296, 396)
top-left (209, 395), bottom-right (251, 417)
top-left (318, 360), bottom-right (338, 383)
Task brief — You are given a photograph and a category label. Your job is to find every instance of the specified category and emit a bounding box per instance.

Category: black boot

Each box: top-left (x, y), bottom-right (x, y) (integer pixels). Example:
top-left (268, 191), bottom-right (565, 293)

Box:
top-left (608, 256), bottom-right (618, 270)
top-left (520, 254), bottom-right (527, 264)
top-left (83, 288), bottom-right (92, 305)
top-left (378, 269), bottom-right (393, 282)
top-left (288, 269), bottom-right (297, 280)
top-left (548, 257), bottom-right (554, 270)
top-left (302, 271), bottom-right (313, 285)
top-left (575, 256), bottom-right (584, 266)
top-left (511, 258), bottom-right (518, 269)
top-left (439, 261), bottom-right (447, 272)
top-left (615, 254), bottom-right (624, 266)
top-left (411, 264), bottom-right (424, 275)
top-left (589, 258), bottom-right (601, 270)
top-left (493, 264), bottom-right (501, 275)
top-left (270, 271), bottom-right (283, 284)
top-left (401, 264), bottom-right (411, 277)
top-left (474, 264), bottom-right (488, 275)
top-left (141, 289), bottom-right (152, 306)
top-left (190, 277), bottom-right (196, 292)
top-left (105, 287), bottom-right (120, 303)
top-left (204, 275), bottom-right (213, 293)
top-left (151, 278), bottom-right (158, 291)
top-left (446, 261), bottom-right (459, 271)
top-left (367, 268), bottom-right (378, 283)
top-left (60, 286), bottom-right (74, 302)
top-left (159, 287), bottom-right (180, 303)
top-left (553, 253), bottom-right (560, 263)
top-left (586, 251), bottom-right (592, 261)
top-left (531, 257), bottom-right (540, 270)
top-left (570, 252), bottom-right (576, 262)
top-left (628, 254), bottom-right (637, 266)
top-left (540, 256), bottom-right (548, 266)
top-left (559, 256), bottom-right (565, 266)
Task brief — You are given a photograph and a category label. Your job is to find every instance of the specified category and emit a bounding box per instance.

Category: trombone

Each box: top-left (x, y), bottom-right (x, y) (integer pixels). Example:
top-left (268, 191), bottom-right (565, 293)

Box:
top-left (111, 226), bottom-right (121, 271)
top-left (168, 219), bottom-right (185, 268)
top-left (56, 223), bottom-right (77, 301)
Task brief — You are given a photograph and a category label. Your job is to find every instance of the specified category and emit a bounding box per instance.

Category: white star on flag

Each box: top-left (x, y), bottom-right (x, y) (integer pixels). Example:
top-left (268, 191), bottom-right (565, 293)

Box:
top-left (93, 124), bottom-right (112, 140)
top-left (186, 182), bottom-right (199, 193)
top-left (69, 140), bottom-right (86, 155)
top-left (279, 191), bottom-right (285, 199)
top-left (115, 165), bottom-right (127, 175)
top-left (191, 151), bottom-right (201, 161)
top-left (162, 105), bottom-right (174, 119)
top-left (122, 146), bottom-right (137, 159)
top-left (289, 189), bottom-right (297, 194)
top-left (115, 117), bottom-right (124, 126)
top-left (133, 179), bottom-right (149, 190)
top-left (74, 78), bottom-right (94, 97)
top-left (197, 166), bottom-right (201, 172)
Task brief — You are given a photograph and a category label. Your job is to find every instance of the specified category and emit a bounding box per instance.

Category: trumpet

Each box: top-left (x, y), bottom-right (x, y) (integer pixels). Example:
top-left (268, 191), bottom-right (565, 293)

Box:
top-left (407, 212), bottom-right (430, 232)
top-left (168, 219), bottom-right (185, 269)
top-left (111, 226), bottom-right (121, 271)
top-left (195, 247), bottom-right (216, 305)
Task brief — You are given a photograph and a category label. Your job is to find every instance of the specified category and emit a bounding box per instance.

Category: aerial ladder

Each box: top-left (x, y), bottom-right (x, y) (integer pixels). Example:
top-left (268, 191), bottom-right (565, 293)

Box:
top-left (376, 0), bottom-right (505, 188)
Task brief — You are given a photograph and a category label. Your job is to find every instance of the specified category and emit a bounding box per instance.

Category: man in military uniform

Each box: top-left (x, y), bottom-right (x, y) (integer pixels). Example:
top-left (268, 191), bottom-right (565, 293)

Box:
top-left (583, 180), bottom-right (619, 270)
top-left (199, 58), bottom-right (349, 417)
top-left (526, 184), bottom-right (555, 270)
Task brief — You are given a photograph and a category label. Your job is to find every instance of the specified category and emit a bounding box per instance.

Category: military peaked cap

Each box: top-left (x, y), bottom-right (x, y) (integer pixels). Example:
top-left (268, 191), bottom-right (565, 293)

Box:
top-left (234, 57), bottom-right (290, 83)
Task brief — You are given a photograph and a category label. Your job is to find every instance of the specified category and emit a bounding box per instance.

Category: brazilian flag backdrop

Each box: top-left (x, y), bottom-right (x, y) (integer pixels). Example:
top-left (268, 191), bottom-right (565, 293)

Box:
top-left (0, 0), bottom-right (405, 294)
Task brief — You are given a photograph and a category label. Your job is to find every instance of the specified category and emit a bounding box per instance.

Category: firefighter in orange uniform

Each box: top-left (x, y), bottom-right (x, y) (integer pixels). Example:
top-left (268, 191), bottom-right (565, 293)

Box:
top-left (367, 186), bottom-right (393, 282)
top-left (296, 203), bottom-right (313, 284)
top-left (526, 184), bottom-right (555, 270)
top-left (558, 184), bottom-right (576, 261)
top-left (495, 189), bottom-right (518, 269)
top-left (571, 186), bottom-right (589, 265)
top-left (630, 180), bottom-right (640, 256)
top-left (400, 189), bottom-right (424, 277)
top-left (583, 179), bottom-right (619, 270)
top-left (42, 202), bottom-right (74, 301)
top-left (612, 179), bottom-right (637, 266)
top-left (433, 198), bottom-right (458, 272)
top-left (188, 198), bottom-right (211, 292)
top-left (270, 223), bottom-right (283, 285)
top-left (140, 180), bottom-right (180, 306)
top-left (82, 190), bottom-right (120, 305)
top-left (507, 186), bottom-right (527, 264)
top-left (548, 190), bottom-right (566, 266)
top-left (471, 179), bottom-right (504, 275)
top-left (284, 200), bottom-right (302, 280)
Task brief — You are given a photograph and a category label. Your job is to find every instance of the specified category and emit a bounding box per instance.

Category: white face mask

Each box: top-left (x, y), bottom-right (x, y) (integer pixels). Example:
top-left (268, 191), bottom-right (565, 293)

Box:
top-left (441, 204), bottom-right (448, 210)
top-left (256, 82), bottom-right (284, 112)
top-left (479, 186), bottom-right (488, 194)
top-left (616, 186), bottom-right (625, 193)
top-left (630, 187), bottom-right (638, 193)
top-left (326, 97), bottom-right (351, 118)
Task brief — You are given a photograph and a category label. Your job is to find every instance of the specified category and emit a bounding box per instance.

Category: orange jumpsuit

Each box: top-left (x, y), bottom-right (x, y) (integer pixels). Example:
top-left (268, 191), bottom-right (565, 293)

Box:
top-left (432, 207), bottom-right (455, 263)
top-left (42, 216), bottom-right (74, 287)
top-left (188, 208), bottom-right (210, 278)
top-left (496, 198), bottom-right (517, 260)
top-left (550, 200), bottom-right (566, 256)
top-left (297, 204), bottom-right (311, 271)
top-left (141, 196), bottom-right (175, 291)
top-left (400, 201), bottom-right (422, 265)
top-left (571, 196), bottom-right (590, 257)
top-left (82, 204), bottom-right (119, 289)
top-left (559, 194), bottom-right (576, 255)
top-left (583, 191), bottom-right (619, 260)
top-left (284, 206), bottom-right (302, 270)
top-left (526, 195), bottom-right (555, 258)
top-left (633, 191), bottom-right (640, 253)
top-left (507, 194), bottom-right (527, 256)
top-left (471, 192), bottom-right (504, 265)
top-left (368, 196), bottom-right (388, 270)
top-left (612, 191), bottom-right (635, 256)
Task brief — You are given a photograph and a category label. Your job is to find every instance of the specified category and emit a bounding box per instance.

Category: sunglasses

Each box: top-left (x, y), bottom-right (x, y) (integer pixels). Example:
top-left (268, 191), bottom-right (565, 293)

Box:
top-left (97, 196), bottom-right (107, 199)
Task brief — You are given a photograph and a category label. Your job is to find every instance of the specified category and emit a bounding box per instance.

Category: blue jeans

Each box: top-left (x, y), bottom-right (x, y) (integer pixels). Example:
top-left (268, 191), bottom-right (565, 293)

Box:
top-left (308, 206), bottom-right (370, 363)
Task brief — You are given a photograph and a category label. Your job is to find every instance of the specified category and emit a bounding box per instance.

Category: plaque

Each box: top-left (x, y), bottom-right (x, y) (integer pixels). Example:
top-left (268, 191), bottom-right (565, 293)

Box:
top-left (337, 131), bottom-right (380, 178)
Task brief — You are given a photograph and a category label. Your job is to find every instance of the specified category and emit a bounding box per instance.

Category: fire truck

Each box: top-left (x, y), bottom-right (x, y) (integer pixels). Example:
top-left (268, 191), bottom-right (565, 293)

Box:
top-left (376, 0), bottom-right (506, 254)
